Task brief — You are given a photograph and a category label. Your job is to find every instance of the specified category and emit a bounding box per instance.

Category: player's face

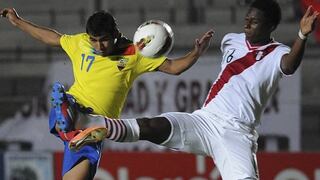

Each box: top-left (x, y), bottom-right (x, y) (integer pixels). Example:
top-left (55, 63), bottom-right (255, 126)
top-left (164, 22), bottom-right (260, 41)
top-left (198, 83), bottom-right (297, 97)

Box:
top-left (89, 34), bottom-right (115, 56)
top-left (244, 8), bottom-right (273, 45)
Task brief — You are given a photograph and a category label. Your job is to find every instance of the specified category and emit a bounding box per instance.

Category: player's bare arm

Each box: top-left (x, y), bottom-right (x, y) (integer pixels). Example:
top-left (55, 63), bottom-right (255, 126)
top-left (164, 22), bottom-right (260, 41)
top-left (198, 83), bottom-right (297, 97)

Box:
top-left (280, 6), bottom-right (319, 75)
top-left (158, 30), bottom-right (214, 75)
top-left (1, 8), bottom-right (62, 46)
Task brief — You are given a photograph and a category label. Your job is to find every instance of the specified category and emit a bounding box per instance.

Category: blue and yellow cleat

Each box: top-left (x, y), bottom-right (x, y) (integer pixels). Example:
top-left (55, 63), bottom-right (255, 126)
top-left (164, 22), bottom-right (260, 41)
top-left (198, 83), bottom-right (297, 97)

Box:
top-left (51, 82), bottom-right (76, 132)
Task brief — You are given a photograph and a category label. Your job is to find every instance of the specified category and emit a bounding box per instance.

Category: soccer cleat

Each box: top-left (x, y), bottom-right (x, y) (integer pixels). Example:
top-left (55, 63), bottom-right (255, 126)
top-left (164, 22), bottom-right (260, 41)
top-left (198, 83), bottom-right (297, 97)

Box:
top-left (51, 82), bottom-right (76, 132)
top-left (69, 127), bottom-right (108, 151)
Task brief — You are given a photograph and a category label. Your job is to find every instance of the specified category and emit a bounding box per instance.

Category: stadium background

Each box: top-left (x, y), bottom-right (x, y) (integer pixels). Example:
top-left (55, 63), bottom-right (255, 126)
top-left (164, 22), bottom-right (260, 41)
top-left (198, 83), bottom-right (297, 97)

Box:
top-left (0, 0), bottom-right (320, 179)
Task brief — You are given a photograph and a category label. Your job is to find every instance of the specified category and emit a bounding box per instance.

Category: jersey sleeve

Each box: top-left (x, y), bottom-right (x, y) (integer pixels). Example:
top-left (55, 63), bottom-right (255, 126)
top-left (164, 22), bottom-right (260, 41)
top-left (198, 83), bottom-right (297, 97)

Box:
top-left (60, 34), bottom-right (79, 61)
top-left (274, 44), bottom-right (291, 76)
top-left (134, 53), bottom-right (167, 75)
top-left (220, 33), bottom-right (231, 53)
top-left (220, 33), bottom-right (233, 67)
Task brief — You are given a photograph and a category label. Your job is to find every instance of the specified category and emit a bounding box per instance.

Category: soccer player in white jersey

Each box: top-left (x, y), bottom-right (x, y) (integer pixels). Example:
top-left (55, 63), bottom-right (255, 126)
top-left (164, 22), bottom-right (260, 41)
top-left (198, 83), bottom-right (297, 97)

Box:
top-left (42, 0), bottom-right (318, 179)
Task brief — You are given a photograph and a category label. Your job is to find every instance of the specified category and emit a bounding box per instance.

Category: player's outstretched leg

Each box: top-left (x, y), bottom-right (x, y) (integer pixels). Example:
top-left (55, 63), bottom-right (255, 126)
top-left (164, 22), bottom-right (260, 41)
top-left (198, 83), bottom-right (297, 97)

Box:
top-left (69, 115), bottom-right (136, 151)
top-left (69, 115), bottom-right (172, 151)
top-left (51, 82), bottom-right (76, 132)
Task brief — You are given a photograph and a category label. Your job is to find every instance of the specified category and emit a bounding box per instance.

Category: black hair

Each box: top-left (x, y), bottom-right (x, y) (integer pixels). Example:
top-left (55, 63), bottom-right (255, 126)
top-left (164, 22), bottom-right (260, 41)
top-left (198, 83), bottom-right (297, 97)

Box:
top-left (86, 10), bottom-right (118, 37)
top-left (250, 0), bottom-right (281, 28)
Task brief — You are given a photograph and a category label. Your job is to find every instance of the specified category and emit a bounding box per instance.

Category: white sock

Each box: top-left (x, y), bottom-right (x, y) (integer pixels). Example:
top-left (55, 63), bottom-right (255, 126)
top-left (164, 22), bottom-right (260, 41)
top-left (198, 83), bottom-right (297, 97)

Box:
top-left (105, 117), bottom-right (140, 142)
top-left (121, 119), bottom-right (140, 142)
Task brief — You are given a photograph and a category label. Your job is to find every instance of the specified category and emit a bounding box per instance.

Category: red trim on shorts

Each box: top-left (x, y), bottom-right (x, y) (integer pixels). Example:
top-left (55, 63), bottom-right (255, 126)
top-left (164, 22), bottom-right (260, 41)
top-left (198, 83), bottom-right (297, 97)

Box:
top-left (204, 44), bottom-right (279, 106)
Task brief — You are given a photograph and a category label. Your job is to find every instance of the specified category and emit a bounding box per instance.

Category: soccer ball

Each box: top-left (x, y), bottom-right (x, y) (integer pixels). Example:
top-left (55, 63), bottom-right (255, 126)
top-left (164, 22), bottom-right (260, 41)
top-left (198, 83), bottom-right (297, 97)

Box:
top-left (133, 20), bottom-right (174, 58)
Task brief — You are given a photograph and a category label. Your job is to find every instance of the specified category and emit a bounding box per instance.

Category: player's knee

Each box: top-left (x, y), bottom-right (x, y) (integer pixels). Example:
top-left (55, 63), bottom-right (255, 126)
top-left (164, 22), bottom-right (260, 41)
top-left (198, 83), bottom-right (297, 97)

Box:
top-left (137, 117), bottom-right (172, 144)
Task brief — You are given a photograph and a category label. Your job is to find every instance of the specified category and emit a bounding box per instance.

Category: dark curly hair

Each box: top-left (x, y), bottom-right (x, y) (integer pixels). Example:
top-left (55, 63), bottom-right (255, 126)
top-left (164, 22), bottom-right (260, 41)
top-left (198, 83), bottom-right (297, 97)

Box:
top-left (86, 10), bottom-right (119, 37)
top-left (250, 0), bottom-right (282, 28)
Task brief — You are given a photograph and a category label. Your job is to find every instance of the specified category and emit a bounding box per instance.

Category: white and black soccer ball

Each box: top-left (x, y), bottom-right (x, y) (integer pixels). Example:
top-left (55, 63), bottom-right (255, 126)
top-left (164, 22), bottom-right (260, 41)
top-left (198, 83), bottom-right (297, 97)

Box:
top-left (133, 20), bottom-right (174, 58)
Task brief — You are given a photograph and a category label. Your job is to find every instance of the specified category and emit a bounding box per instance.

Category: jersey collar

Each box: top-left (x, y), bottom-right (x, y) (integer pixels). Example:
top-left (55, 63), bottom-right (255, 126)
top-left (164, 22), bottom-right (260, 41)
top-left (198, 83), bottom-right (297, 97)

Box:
top-left (245, 38), bottom-right (278, 51)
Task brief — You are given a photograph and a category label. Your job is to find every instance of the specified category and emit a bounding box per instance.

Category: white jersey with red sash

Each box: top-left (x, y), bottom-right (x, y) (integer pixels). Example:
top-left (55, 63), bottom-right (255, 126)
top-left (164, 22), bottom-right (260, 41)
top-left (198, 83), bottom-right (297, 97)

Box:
top-left (202, 33), bottom-right (290, 127)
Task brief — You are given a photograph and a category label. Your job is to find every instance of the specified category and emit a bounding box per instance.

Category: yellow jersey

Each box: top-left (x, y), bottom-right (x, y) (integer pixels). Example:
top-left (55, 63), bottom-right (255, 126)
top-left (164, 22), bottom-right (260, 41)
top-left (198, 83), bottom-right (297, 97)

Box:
top-left (60, 33), bottom-right (166, 118)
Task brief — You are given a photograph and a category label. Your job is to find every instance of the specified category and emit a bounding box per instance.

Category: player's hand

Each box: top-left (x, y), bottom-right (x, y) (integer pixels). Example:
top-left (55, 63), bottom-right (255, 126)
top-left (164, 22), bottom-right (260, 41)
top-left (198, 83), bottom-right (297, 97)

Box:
top-left (0, 8), bottom-right (21, 26)
top-left (194, 29), bottom-right (214, 56)
top-left (300, 6), bottom-right (319, 36)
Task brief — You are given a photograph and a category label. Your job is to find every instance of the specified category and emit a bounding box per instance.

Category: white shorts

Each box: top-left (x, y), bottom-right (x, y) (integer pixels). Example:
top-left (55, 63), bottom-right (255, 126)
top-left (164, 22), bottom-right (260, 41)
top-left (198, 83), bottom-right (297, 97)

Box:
top-left (160, 110), bottom-right (259, 180)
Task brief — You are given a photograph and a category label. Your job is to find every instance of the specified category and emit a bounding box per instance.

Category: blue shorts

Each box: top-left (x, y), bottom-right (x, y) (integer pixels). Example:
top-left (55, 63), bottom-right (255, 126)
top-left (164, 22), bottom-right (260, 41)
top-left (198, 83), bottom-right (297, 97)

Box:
top-left (49, 95), bottom-right (103, 178)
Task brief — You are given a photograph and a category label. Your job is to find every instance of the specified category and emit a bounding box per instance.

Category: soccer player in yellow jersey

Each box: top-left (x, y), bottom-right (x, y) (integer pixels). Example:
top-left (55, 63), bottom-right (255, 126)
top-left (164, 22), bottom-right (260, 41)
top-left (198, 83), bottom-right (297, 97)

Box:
top-left (1, 8), bottom-right (214, 180)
